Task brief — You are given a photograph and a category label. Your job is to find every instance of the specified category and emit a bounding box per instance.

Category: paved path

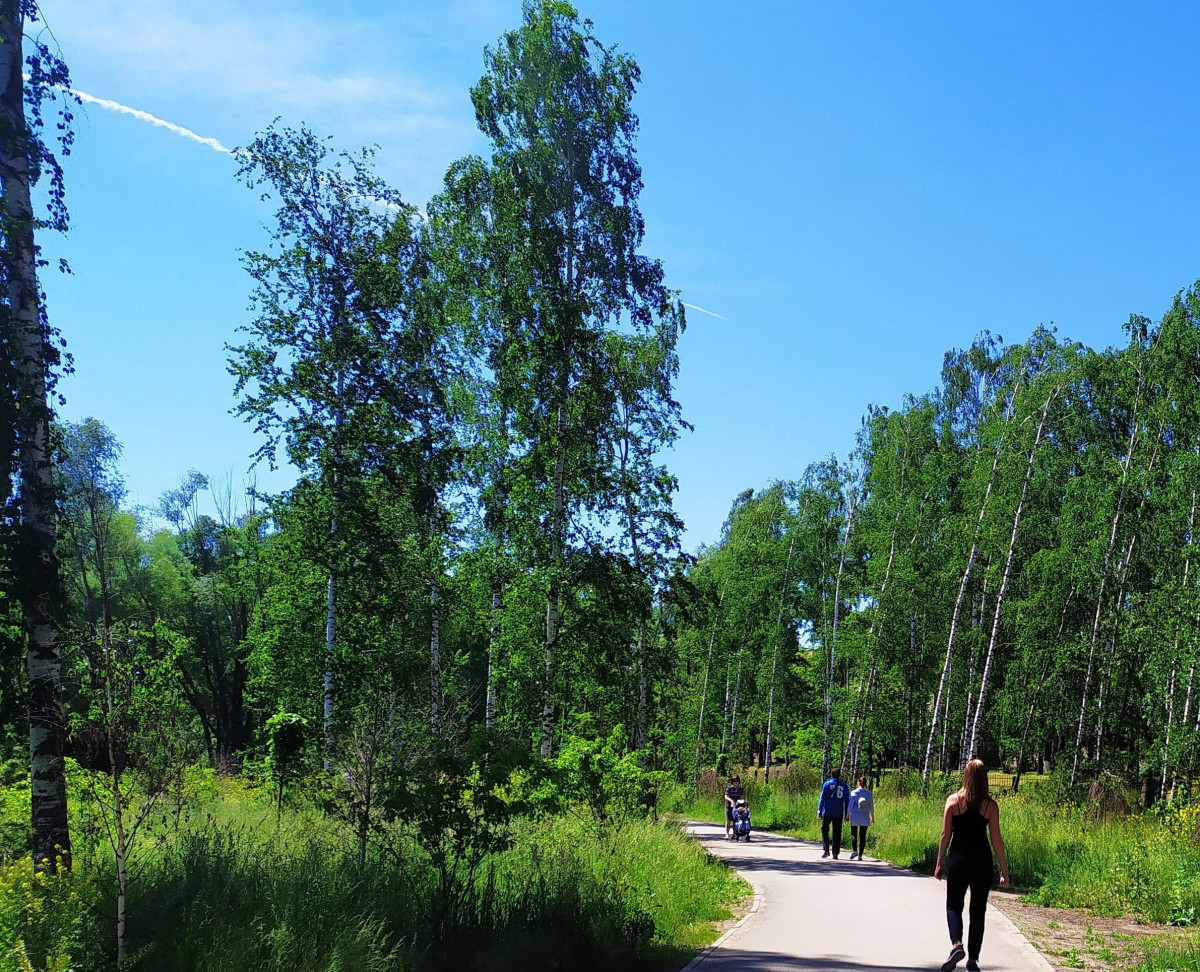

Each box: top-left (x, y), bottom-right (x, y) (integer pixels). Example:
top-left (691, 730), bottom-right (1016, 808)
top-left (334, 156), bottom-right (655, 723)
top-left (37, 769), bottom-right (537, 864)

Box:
top-left (686, 822), bottom-right (1053, 972)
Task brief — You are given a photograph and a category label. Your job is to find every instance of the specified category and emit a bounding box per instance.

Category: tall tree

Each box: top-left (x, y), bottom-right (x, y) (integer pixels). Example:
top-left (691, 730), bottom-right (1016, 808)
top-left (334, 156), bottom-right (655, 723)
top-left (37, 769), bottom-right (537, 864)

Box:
top-left (469, 0), bottom-right (682, 756)
top-left (1, 0), bottom-right (75, 868)
top-left (228, 124), bottom-right (414, 760)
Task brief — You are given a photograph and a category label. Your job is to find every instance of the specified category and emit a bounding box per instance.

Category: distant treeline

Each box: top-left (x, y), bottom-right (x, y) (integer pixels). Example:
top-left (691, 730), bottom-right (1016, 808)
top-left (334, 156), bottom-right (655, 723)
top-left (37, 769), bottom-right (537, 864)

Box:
top-left (675, 304), bottom-right (1200, 802)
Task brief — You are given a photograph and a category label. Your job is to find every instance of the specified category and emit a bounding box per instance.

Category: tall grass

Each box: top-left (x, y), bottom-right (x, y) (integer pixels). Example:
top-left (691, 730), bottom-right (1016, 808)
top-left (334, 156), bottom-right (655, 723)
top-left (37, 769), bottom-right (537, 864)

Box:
top-left (1138, 936), bottom-right (1200, 971)
top-left (1, 773), bottom-right (745, 972)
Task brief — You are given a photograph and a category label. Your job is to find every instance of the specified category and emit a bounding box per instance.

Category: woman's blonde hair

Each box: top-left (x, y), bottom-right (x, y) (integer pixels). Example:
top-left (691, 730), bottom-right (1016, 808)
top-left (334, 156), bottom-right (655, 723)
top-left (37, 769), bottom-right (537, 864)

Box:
top-left (960, 759), bottom-right (990, 812)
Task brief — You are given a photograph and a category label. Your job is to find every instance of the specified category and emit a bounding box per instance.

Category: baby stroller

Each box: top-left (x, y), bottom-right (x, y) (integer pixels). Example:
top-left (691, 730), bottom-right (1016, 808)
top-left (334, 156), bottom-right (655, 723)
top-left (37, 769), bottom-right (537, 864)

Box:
top-left (731, 800), bottom-right (752, 841)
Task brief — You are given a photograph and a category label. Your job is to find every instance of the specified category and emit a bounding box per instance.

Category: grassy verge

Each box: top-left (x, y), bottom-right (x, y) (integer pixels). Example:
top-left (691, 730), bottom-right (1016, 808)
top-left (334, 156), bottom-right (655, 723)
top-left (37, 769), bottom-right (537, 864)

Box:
top-left (1, 772), bottom-right (747, 972)
top-left (1138, 937), bottom-right (1200, 971)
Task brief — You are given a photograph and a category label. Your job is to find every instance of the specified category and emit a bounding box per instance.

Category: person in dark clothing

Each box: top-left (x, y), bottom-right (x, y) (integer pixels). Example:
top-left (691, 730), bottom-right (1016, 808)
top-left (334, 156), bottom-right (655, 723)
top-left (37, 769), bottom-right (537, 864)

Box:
top-left (934, 759), bottom-right (1009, 972)
top-left (723, 775), bottom-right (746, 840)
top-left (817, 767), bottom-right (850, 859)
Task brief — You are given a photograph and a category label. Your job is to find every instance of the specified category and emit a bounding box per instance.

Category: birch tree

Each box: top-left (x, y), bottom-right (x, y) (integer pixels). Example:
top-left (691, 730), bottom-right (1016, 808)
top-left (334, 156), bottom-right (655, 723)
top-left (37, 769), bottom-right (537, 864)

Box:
top-left (469, 0), bottom-right (681, 756)
top-left (228, 124), bottom-right (414, 759)
top-left (0, 0), bottom-right (75, 868)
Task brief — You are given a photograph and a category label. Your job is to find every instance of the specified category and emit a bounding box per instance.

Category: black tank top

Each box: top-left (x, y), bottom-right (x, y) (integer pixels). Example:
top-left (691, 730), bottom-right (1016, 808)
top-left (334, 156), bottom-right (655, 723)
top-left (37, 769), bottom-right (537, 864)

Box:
top-left (948, 798), bottom-right (991, 860)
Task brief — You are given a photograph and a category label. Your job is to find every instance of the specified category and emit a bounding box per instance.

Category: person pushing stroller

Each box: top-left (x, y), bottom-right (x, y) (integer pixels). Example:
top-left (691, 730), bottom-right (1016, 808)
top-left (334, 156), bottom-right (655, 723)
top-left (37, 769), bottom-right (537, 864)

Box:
top-left (731, 799), bottom-right (752, 841)
top-left (724, 774), bottom-right (746, 840)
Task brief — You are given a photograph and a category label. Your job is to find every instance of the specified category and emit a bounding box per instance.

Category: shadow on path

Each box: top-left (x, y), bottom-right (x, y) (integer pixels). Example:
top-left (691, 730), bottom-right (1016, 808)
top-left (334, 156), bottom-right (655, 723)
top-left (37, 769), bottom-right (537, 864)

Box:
top-left (691, 831), bottom-right (927, 882)
top-left (692, 948), bottom-right (934, 971)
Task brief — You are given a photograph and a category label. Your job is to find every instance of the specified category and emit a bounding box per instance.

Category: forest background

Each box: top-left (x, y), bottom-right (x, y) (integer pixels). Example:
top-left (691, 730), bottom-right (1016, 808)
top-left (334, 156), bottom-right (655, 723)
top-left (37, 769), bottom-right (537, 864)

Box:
top-left (7, 2), bottom-right (1200, 972)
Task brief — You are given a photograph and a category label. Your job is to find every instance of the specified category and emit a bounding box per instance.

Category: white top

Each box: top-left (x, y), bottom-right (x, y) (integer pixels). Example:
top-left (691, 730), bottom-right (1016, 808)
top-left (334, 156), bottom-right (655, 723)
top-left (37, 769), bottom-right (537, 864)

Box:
top-left (849, 786), bottom-right (874, 827)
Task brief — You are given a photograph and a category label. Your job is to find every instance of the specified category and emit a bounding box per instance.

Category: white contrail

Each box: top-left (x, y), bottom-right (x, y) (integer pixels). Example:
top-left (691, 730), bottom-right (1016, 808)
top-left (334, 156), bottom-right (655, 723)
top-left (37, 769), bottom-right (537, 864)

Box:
top-left (55, 85), bottom-right (409, 215)
top-left (683, 301), bottom-right (728, 321)
top-left (68, 85), bottom-right (234, 155)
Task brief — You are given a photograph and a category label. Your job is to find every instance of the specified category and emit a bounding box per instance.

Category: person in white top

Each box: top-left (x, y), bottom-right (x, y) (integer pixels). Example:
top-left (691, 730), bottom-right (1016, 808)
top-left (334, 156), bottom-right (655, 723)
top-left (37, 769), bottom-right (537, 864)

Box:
top-left (848, 775), bottom-right (875, 861)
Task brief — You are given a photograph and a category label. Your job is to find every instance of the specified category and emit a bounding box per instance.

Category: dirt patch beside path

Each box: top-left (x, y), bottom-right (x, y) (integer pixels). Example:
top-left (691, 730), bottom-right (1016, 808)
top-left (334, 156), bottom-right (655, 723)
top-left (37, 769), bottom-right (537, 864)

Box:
top-left (990, 892), bottom-right (1197, 971)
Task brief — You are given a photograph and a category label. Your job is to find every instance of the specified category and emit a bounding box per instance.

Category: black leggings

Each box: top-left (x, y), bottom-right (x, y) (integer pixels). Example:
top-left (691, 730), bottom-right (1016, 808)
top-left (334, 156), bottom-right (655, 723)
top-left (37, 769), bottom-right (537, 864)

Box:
top-left (946, 856), bottom-right (993, 960)
top-left (821, 815), bottom-right (843, 856)
top-left (851, 825), bottom-right (868, 856)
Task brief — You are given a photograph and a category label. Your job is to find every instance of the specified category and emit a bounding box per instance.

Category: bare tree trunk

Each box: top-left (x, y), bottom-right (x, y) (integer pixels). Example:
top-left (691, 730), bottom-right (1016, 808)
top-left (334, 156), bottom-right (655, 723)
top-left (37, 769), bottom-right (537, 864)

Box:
top-left (765, 537), bottom-right (796, 784)
top-left (851, 657), bottom-right (877, 779)
top-left (922, 386), bottom-right (1017, 789)
top-left (486, 582), bottom-right (500, 730)
top-left (967, 386), bottom-right (1057, 760)
top-left (636, 621), bottom-right (648, 751)
top-left (102, 639), bottom-right (130, 967)
top-left (846, 519), bottom-right (900, 779)
top-left (823, 486), bottom-right (859, 780)
top-left (939, 646), bottom-right (954, 772)
top-left (729, 655), bottom-right (742, 760)
top-left (1164, 484), bottom-right (1197, 798)
top-left (1094, 532), bottom-right (1138, 772)
top-left (1, 4), bottom-right (70, 869)
top-left (719, 668), bottom-right (731, 755)
top-left (695, 594), bottom-right (723, 776)
top-left (1070, 370), bottom-right (1152, 786)
top-left (323, 364), bottom-right (344, 769)
top-left (323, 569), bottom-right (336, 768)
top-left (1014, 589), bottom-right (1073, 792)
top-left (430, 579), bottom-right (441, 736)
top-left (541, 400), bottom-right (567, 758)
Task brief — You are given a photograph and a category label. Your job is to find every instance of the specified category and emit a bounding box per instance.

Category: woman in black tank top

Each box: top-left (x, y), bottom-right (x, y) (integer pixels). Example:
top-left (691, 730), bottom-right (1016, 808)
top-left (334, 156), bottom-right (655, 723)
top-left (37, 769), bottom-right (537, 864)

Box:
top-left (933, 759), bottom-right (1009, 972)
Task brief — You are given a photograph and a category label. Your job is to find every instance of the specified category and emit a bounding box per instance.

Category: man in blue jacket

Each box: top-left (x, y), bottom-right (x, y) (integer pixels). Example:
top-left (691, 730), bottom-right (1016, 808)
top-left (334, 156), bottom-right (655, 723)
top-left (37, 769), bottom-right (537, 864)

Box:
top-left (817, 767), bottom-right (850, 859)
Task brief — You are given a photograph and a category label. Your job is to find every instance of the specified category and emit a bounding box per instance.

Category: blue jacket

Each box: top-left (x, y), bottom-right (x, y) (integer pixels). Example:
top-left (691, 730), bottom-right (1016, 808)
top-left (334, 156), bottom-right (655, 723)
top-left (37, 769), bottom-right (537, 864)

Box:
top-left (818, 777), bottom-right (849, 817)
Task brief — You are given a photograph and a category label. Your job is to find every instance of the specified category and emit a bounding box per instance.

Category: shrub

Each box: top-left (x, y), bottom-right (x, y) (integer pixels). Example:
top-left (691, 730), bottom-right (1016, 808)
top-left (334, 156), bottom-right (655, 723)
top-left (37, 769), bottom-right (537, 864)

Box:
top-left (876, 767), bottom-right (925, 798)
top-left (695, 769), bottom-right (721, 800)
top-left (774, 762), bottom-right (820, 795)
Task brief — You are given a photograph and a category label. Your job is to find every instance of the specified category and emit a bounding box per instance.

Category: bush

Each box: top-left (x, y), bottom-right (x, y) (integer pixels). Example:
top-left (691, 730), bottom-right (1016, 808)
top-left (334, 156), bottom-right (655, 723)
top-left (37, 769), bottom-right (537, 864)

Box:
top-left (774, 762), bottom-right (820, 795)
top-left (0, 856), bottom-right (96, 972)
top-left (695, 769), bottom-right (722, 800)
top-left (1086, 771), bottom-right (1137, 820)
top-left (876, 767), bottom-right (925, 798)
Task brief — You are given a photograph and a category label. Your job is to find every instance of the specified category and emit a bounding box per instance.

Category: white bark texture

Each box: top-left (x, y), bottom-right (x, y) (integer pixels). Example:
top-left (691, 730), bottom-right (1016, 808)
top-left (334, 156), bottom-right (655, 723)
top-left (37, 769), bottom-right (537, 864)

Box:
top-left (966, 386), bottom-right (1057, 761)
top-left (1, 1), bottom-right (71, 868)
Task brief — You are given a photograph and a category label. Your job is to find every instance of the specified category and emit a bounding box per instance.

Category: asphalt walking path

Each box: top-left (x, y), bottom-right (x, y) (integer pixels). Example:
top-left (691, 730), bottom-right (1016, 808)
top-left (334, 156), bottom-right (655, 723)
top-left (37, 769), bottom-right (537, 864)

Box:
top-left (685, 822), bottom-right (1054, 972)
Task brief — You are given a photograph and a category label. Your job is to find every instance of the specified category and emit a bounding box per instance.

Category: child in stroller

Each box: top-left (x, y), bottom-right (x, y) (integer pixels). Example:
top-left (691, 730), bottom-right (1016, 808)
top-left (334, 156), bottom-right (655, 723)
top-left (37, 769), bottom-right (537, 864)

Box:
top-left (731, 799), bottom-right (752, 841)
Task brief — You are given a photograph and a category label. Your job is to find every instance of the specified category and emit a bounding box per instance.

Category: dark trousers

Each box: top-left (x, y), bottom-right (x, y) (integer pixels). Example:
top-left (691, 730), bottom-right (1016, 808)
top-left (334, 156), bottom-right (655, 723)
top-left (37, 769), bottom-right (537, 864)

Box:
top-left (946, 856), bottom-right (993, 960)
top-left (821, 815), bottom-right (843, 856)
top-left (851, 825), bottom-right (868, 856)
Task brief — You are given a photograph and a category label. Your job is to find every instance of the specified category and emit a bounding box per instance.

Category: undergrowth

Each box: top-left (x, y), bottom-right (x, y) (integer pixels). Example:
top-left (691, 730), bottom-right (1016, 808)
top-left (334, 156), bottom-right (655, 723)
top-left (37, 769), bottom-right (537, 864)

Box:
top-left (1, 771), bottom-right (746, 972)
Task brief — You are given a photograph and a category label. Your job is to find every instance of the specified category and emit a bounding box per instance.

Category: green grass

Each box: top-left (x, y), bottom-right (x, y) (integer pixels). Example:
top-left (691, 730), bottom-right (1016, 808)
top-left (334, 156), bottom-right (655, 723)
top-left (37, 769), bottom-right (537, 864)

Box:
top-left (1, 772), bottom-right (747, 972)
top-left (1137, 935), bottom-right (1200, 970)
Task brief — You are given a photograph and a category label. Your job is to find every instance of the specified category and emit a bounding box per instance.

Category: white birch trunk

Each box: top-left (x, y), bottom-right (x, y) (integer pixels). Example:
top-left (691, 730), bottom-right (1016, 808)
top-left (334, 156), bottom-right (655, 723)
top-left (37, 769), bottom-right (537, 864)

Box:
top-left (729, 656), bottom-right (742, 759)
top-left (540, 400), bottom-right (567, 758)
top-left (1163, 485), bottom-right (1197, 797)
top-left (2, 3), bottom-right (70, 867)
top-left (486, 584), bottom-right (500, 730)
top-left (764, 537), bottom-right (796, 784)
top-left (430, 579), bottom-right (441, 736)
top-left (921, 382), bottom-right (1020, 789)
top-left (695, 594), bottom-right (723, 775)
top-left (323, 363), bottom-right (344, 769)
top-left (1069, 372), bottom-right (1149, 786)
top-left (823, 486), bottom-right (859, 780)
top-left (967, 386), bottom-right (1057, 760)
top-left (846, 519), bottom-right (899, 779)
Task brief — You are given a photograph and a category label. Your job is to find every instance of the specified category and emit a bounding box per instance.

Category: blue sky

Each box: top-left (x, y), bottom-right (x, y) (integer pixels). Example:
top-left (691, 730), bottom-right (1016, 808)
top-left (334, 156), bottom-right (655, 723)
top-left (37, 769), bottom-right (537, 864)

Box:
top-left (35, 0), bottom-right (1200, 548)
